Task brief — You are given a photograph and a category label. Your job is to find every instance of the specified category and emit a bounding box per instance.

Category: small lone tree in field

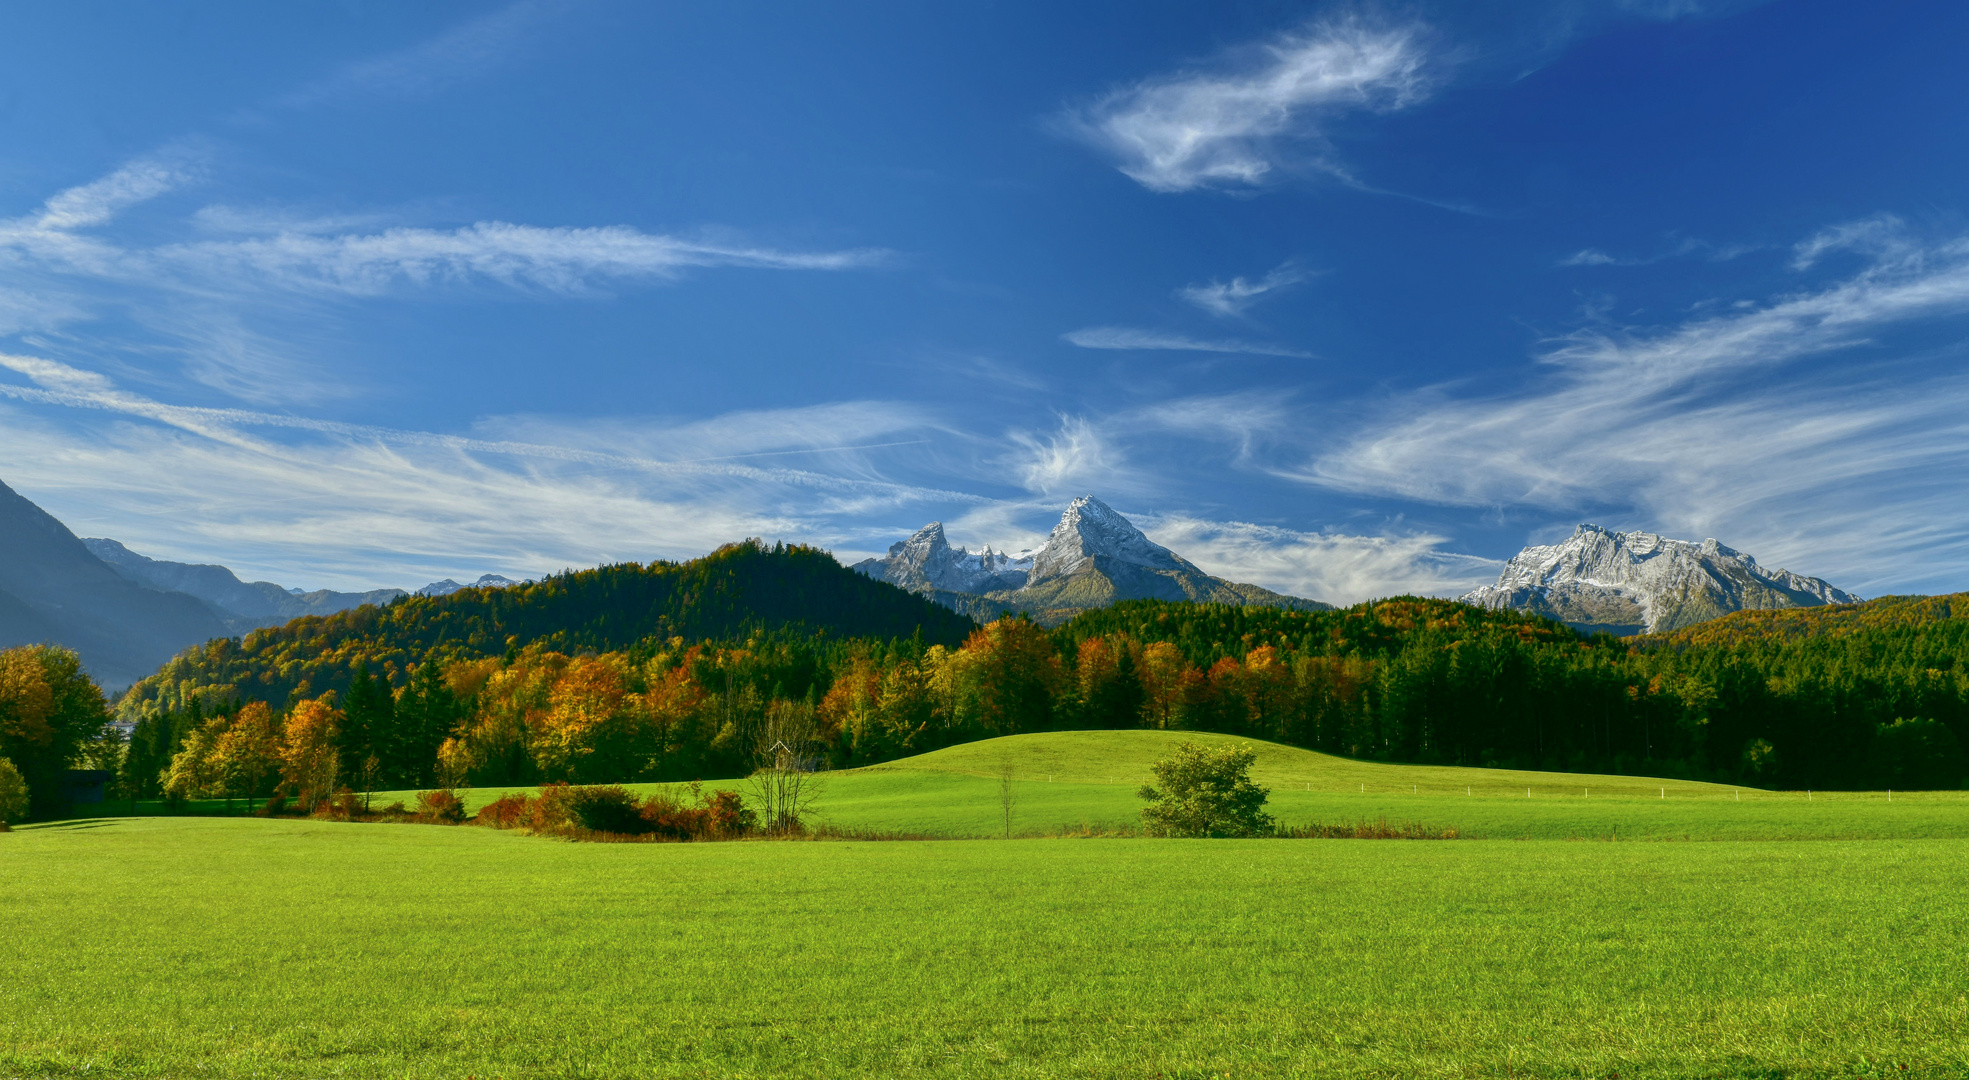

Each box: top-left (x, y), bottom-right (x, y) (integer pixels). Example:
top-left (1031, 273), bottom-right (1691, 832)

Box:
top-left (1138, 742), bottom-right (1274, 838)
top-left (997, 754), bottom-right (1018, 838)
top-left (748, 700), bottom-right (825, 835)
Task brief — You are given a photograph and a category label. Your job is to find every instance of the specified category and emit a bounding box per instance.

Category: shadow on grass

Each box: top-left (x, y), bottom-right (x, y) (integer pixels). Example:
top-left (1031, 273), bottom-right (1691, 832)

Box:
top-left (15, 818), bottom-right (121, 832)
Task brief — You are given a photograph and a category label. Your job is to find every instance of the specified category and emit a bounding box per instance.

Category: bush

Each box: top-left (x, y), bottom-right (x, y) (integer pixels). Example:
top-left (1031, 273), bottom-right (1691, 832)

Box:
top-left (525, 783), bottom-right (577, 831)
top-left (415, 789), bottom-right (466, 824)
top-left (699, 789), bottom-right (755, 837)
top-left (1138, 741), bottom-right (1275, 838)
top-left (566, 785), bottom-right (649, 834)
top-left (257, 794), bottom-right (289, 817)
top-left (0, 758), bottom-right (28, 827)
top-left (476, 793), bottom-right (530, 829)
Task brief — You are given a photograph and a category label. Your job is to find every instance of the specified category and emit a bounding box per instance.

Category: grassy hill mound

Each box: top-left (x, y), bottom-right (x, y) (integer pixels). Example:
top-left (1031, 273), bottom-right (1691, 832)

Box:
top-left (298, 729), bottom-right (1969, 842)
top-left (119, 540), bottom-right (974, 716)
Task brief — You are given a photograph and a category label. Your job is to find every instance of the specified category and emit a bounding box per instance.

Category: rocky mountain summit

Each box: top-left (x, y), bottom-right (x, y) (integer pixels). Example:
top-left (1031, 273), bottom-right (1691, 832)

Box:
top-left (854, 495), bottom-right (1328, 624)
top-left (849, 523), bottom-right (1032, 595)
top-left (1461, 524), bottom-right (1858, 636)
top-left (417, 574), bottom-right (534, 597)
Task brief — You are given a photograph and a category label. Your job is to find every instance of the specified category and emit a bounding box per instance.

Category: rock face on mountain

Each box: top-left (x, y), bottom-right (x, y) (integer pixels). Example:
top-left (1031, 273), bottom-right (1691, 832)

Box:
top-left (84, 538), bottom-right (406, 634)
top-left (850, 523), bottom-right (1032, 595)
top-left (417, 574), bottom-right (533, 598)
top-left (855, 495), bottom-right (1329, 625)
top-left (0, 480), bottom-right (229, 691)
top-left (1461, 524), bottom-right (1859, 636)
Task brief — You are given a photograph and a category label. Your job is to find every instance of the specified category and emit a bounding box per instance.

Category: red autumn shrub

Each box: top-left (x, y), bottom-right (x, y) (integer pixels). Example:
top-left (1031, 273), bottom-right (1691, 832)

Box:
top-left (476, 793), bottom-right (530, 829)
top-left (700, 790), bottom-right (755, 837)
top-left (524, 782), bottom-right (576, 831)
top-left (640, 784), bottom-right (755, 839)
top-left (416, 788), bottom-right (466, 824)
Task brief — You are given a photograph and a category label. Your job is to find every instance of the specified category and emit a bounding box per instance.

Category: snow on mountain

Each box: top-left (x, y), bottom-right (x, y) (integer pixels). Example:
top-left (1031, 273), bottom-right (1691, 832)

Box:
top-left (849, 522), bottom-right (1033, 595)
top-left (417, 573), bottom-right (535, 598)
top-left (1461, 524), bottom-right (1859, 635)
top-left (854, 495), bottom-right (1328, 623)
top-left (1026, 494), bottom-right (1191, 584)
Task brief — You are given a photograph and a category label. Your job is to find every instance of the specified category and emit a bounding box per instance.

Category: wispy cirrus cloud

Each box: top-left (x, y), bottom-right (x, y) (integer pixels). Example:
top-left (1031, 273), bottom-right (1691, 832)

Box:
top-left (1140, 515), bottom-right (1499, 605)
top-left (1558, 236), bottom-right (1758, 268)
top-left (1308, 218), bottom-right (1969, 593)
top-left (1063, 326), bottom-right (1312, 358)
top-left (277, 1), bottom-right (556, 110)
top-left (0, 353), bottom-right (980, 588)
top-left (1061, 20), bottom-right (1431, 193)
top-left (0, 158), bottom-right (885, 400)
top-left (1179, 262), bottom-right (1310, 317)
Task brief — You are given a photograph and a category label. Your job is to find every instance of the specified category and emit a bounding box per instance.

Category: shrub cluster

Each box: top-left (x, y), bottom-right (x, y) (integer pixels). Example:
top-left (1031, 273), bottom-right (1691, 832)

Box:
top-left (471, 782), bottom-right (753, 841)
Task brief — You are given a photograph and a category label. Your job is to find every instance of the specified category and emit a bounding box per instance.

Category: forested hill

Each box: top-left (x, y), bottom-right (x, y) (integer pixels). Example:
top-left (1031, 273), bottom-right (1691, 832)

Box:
top-left (1636, 592), bottom-right (1969, 649)
top-left (1055, 595), bottom-right (1592, 666)
top-left (118, 540), bottom-right (975, 717)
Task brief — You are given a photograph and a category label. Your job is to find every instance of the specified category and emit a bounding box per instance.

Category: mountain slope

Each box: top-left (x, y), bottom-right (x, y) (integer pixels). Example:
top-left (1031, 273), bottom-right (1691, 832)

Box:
top-left (0, 480), bottom-right (229, 690)
top-left (1462, 524), bottom-right (1857, 635)
top-left (119, 539), bottom-right (978, 716)
top-left (1636, 592), bottom-right (1969, 649)
top-left (83, 538), bottom-right (406, 634)
top-left (858, 496), bottom-right (1329, 626)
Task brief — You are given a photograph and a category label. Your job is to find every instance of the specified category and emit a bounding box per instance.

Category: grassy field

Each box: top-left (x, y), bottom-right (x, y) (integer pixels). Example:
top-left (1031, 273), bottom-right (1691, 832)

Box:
top-left (4, 815), bottom-right (1967, 1078)
top-left (184, 730), bottom-right (1957, 841)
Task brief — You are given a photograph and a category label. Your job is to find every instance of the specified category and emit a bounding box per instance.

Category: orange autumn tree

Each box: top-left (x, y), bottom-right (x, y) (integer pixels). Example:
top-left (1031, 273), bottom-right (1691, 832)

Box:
top-left (939, 618), bottom-right (1065, 736)
top-left (281, 695), bottom-right (343, 810)
top-left (211, 701), bottom-right (283, 801)
top-left (532, 654), bottom-right (649, 782)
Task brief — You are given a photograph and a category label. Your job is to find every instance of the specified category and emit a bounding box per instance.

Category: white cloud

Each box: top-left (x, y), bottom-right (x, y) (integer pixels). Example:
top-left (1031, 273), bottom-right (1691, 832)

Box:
top-left (1558, 248), bottom-right (1621, 267)
top-left (1007, 415), bottom-right (1125, 497)
top-left (0, 160), bottom-right (886, 403)
top-left (31, 157), bottom-right (197, 231)
top-left (278, 1), bottom-right (552, 109)
top-left (0, 358), bottom-right (981, 589)
top-left (1064, 326), bottom-right (1312, 358)
top-left (154, 222), bottom-right (887, 297)
top-left (1307, 220), bottom-right (1969, 594)
top-left (1141, 516), bottom-right (1499, 605)
top-left (1179, 263), bottom-right (1310, 317)
top-left (1791, 213), bottom-right (1911, 270)
top-left (1063, 21), bottom-right (1430, 193)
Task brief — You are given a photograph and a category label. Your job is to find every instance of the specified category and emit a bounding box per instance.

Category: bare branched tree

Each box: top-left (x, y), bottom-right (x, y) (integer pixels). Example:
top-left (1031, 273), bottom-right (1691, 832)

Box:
top-left (747, 699), bottom-right (826, 835)
top-left (997, 753), bottom-right (1018, 839)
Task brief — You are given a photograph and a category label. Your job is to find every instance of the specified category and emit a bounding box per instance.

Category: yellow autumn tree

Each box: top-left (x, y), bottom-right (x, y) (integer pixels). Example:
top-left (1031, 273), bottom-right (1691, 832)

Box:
top-left (280, 696), bottom-right (343, 810)
top-left (211, 701), bottom-right (283, 800)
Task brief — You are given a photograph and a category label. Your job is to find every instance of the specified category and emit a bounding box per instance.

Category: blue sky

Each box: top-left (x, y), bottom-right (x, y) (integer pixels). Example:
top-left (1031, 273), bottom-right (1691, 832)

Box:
top-left (3, 0), bottom-right (1967, 601)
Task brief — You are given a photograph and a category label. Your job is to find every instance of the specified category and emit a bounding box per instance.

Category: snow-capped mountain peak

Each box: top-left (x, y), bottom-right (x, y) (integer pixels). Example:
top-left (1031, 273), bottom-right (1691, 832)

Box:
top-left (1026, 495), bottom-right (1188, 585)
top-left (1462, 523), bottom-right (1858, 634)
top-left (417, 573), bottom-right (534, 598)
top-left (851, 522), bottom-right (1032, 594)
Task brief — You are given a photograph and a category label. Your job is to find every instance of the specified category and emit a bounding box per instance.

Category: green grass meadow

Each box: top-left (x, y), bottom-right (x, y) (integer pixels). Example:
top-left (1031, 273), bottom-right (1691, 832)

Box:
top-left (12, 731), bottom-right (1969, 1078)
top-left (276, 730), bottom-right (1968, 841)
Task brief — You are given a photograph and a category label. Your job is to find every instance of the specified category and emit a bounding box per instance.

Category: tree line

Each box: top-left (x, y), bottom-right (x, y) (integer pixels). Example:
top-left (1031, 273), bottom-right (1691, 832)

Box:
top-left (112, 594), bottom-right (1969, 808)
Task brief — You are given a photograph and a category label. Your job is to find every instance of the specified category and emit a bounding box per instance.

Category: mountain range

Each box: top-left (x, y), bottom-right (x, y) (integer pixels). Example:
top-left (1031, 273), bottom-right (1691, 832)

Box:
top-left (853, 495), bottom-right (1330, 625)
top-left (1461, 524), bottom-right (1858, 635)
top-left (0, 479), bottom-right (230, 691)
top-left (83, 538), bottom-right (408, 636)
top-left (0, 477), bottom-right (532, 689)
